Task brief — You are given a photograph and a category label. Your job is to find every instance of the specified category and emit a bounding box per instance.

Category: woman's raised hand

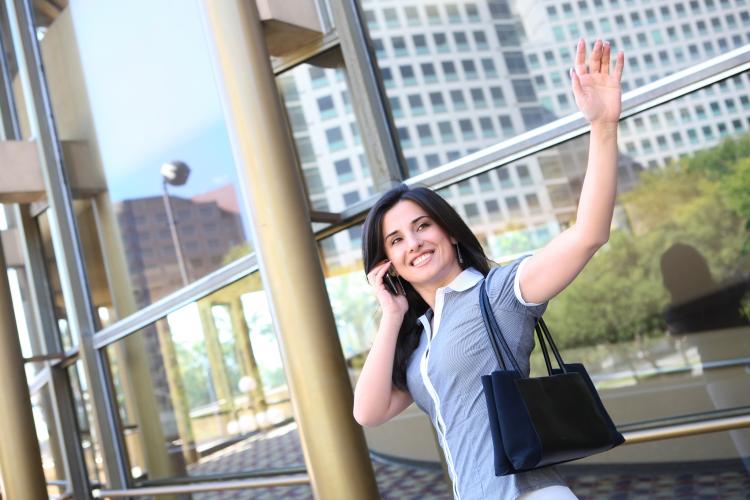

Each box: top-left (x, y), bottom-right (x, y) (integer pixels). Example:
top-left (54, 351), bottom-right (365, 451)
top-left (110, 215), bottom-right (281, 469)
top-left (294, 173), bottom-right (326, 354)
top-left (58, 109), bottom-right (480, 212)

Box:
top-left (570, 38), bottom-right (624, 127)
top-left (367, 261), bottom-right (409, 318)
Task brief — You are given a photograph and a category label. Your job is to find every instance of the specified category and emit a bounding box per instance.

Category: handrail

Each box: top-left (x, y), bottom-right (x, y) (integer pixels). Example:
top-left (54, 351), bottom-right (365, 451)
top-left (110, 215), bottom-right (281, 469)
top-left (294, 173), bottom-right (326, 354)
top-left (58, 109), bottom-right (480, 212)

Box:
top-left (623, 413), bottom-right (750, 444)
top-left (93, 473), bottom-right (310, 498)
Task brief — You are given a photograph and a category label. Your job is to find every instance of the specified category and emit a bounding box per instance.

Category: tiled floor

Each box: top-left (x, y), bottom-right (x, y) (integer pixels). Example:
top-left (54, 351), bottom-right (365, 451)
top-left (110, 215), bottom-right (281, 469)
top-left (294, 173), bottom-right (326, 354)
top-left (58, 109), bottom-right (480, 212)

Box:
top-left (188, 423), bottom-right (750, 499)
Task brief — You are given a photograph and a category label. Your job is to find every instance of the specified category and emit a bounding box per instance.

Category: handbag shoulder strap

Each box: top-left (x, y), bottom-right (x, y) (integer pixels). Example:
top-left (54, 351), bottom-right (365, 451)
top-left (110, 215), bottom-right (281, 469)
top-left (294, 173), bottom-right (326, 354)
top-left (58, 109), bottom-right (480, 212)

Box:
top-left (482, 267), bottom-right (570, 376)
top-left (479, 275), bottom-right (522, 373)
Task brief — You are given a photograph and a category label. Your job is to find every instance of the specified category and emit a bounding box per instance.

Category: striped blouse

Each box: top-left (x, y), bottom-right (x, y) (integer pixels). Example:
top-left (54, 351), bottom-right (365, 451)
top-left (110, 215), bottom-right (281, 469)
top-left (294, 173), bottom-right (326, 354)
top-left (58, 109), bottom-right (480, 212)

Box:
top-left (405, 257), bottom-right (567, 499)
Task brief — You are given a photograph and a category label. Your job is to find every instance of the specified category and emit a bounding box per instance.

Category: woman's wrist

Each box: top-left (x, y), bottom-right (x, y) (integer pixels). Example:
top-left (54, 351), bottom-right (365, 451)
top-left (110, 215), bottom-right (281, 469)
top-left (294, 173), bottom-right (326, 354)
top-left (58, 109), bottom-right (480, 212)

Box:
top-left (590, 121), bottom-right (619, 136)
top-left (380, 311), bottom-right (405, 327)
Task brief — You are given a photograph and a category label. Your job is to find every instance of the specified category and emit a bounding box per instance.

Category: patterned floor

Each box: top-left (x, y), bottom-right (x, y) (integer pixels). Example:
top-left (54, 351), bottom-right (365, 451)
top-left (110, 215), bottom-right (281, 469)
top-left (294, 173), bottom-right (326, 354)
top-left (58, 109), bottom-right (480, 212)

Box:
top-left (188, 423), bottom-right (750, 499)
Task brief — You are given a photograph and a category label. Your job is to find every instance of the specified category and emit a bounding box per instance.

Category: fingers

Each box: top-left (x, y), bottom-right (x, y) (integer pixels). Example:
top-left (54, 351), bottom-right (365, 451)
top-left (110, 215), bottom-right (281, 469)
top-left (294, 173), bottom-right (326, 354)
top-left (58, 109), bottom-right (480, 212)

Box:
top-left (574, 38), bottom-right (586, 75)
top-left (367, 261), bottom-right (391, 287)
top-left (613, 50), bottom-right (625, 82)
top-left (569, 67), bottom-right (583, 98)
top-left (601, 41), bottom-right (611, 75)
top-left (589, 39), bottom-right (602, 73)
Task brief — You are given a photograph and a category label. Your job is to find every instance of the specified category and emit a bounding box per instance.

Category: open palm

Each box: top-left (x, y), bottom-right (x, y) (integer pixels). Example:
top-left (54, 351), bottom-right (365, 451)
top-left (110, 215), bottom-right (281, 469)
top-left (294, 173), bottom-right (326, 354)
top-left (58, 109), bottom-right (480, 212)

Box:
top-left (571, 39), bottom-right (625, 125)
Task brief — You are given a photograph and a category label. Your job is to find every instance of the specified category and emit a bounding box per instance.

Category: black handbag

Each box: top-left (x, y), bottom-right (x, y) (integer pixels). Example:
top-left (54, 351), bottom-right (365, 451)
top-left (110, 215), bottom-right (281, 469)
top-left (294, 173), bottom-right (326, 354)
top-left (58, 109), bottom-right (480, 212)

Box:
top-left (479, 278), bottom-right (625, 476)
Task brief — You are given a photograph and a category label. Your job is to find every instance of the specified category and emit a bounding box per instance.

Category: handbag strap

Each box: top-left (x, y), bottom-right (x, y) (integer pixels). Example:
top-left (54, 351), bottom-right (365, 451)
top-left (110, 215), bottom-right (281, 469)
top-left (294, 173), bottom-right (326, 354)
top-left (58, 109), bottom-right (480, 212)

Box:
top-left (479, 278), bottom-right (522, 373)
top-left (480, 269), bottom-right (569, 376)
top-left (536, 318), bottom-right (567, 373)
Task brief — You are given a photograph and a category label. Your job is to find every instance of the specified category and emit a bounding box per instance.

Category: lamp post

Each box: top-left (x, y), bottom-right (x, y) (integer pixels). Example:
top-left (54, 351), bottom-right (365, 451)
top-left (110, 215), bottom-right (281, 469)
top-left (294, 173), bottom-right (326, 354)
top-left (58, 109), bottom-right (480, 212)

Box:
top-left (160, 161), bottom-right (191, 286)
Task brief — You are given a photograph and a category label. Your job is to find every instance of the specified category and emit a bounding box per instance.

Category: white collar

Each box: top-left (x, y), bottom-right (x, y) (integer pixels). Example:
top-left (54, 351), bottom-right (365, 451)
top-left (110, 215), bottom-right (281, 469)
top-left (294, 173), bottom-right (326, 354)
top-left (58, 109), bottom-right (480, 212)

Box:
top-left (441, 267), bottom-right (484, 292)
top-left (418, 268), bottom-right (484, 326)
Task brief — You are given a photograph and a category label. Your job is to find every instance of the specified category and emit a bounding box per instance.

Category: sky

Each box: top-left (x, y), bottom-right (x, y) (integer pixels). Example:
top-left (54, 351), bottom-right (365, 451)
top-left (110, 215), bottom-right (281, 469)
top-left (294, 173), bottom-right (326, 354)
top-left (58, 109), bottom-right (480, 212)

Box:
top-left (69, 0), bottom-right (240, 201)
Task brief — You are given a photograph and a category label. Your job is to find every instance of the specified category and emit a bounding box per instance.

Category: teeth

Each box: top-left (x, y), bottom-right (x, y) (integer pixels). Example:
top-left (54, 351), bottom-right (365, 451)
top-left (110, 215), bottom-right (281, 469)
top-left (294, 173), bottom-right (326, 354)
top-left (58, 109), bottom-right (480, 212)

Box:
top-left (412, 252), bottom-right (432, 266)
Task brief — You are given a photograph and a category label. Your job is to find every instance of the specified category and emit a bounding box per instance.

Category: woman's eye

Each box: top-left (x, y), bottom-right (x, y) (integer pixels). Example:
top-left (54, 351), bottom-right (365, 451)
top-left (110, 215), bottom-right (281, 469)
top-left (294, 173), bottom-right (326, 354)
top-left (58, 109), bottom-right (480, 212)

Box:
top-left (390, 237), bottom-right (401, 245)
top-left (417, 222), bottom-right (429, 231)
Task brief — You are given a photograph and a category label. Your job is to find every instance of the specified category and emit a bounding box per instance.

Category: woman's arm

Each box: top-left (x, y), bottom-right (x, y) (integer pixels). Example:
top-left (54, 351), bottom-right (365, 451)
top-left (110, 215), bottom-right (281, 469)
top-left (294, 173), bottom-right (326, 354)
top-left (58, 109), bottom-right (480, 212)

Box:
top-left (353, 313), bottom-right (413, 427)
top-left (519, 39), bottom-right (625, 305)
top-left (353, 261), bottom-right (413, 427)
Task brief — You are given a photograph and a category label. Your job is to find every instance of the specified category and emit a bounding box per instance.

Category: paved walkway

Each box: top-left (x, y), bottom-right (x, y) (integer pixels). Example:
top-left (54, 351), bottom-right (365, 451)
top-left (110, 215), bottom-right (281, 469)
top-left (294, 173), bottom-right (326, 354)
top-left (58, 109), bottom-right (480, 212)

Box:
top-left (189, 423), bottom-right (750, 499)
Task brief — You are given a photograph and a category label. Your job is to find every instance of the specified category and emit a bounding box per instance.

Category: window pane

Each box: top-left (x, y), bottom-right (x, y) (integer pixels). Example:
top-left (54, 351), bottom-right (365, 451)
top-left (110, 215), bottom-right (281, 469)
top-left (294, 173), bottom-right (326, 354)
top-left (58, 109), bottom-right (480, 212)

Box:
top-left (359, 0), bottom-right (750, 179)
top-left (277, 49), bottom-right (372, 213)
top-left (105, 272), bottom-right (300, 483)
top-left (37, 2), bottom-right (254, 318)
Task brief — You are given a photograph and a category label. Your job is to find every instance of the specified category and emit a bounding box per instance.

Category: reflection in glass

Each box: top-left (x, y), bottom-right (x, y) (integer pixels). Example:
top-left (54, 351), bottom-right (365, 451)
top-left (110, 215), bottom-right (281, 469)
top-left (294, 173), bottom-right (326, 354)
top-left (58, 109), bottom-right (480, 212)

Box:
top-left (359, 0), bottom-right (750, 178)
top-left (34, 2), bottom-right (253, 321)
top-left (105, 272), bottom-right (300, 482)
top-left (68, 362), bottom-right (105, 486)
top-left (31, 391), bottom-right (65, 496)
top-left (277, 48), bottom-right (373, 216)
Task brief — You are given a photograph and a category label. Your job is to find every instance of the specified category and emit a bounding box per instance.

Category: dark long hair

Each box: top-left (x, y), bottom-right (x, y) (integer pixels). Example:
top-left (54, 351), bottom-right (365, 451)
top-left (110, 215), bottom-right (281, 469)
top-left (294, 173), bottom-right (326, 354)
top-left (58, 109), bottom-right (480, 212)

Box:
top-left (362, 184), bottom-right (492, 390)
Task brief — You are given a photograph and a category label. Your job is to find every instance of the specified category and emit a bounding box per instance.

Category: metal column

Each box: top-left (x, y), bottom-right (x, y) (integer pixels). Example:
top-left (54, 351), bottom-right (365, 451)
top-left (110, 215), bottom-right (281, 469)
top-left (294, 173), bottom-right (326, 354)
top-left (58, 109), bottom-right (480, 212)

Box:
top-left (0, 2), bottom-right (90, 497)
top-left (4, 0), bottom-right (130, 488)
top-left (199, 1), bottom-right (379, 498)
top-left (0, 234), bottom-right (48, 499)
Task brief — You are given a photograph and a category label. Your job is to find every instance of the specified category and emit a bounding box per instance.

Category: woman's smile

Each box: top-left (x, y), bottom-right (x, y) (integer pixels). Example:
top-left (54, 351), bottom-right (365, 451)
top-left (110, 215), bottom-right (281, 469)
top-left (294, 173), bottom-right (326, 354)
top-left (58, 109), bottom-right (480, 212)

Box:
top-left (411, 251), bottom-right (434, 267)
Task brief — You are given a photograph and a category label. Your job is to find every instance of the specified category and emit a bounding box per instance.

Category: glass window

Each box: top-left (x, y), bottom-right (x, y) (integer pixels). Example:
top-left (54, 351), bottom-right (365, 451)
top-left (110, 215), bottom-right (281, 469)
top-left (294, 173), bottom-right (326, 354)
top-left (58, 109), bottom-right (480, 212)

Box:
top-left (453, 31), bottom-right (470, 51)
top-left (462, 59), bottom-right (478, 79)
top-left (105, 273), bottom-right (299, 484)
top-left (433, 32), bottom-right (449, 52)
top-left (471, 88), bottom-right (487, 109)
top-left (389, 96), bottom-right (403, 117)
top-left (465, 3), bottom-right (480, 22)
top-left (495, 24), bottom-right (521, 46)
top-left (391, 36), bottom-right (407, 56)
top-left (408, 94), bottom-right (425, 115)
top-left (429, 92), bottom-right (447, 113)
top-left (404, 6), bottom-right (420, 25)
top-left (490, 86), bottom-right (506, 107)
top-left (438, 121), bottom-right (456, 142)
top-left (442, 61), bottom-right (458, 81)
top-left (412, 34), bottom-right (428, 54)
top-left (383, 7), bottom-right (399, 27)
top-left (473, 30), bottom-right (489, 50)
top-left (399, 64), bottom-right (416, 85)
top-left (479, 116), bottom-right (496, 138)
top-left (317, 95), bottom-right (336, 119)
top-left (325, 127), bottom-right (345, 150)
top-left (450, 89), bottom-right (468, 110)
top-left (397, 126), bottom-right (412, 148)
top-left (38, 4), bottom-right (263, 311)
top-left (503, 51), bottom-right (528, 74)
top-left (459, 119), bottom-right (477, 140)
top-left (425, 5), bottom-right (441, 25)
top-left (498, 115), bottom-right (515, 136)
top-left (417, 124), bottom-right (435, 145)
top-left (512, 80), bottom-right (537, 103)
top-left (421, 62), bottom-right (437, 83)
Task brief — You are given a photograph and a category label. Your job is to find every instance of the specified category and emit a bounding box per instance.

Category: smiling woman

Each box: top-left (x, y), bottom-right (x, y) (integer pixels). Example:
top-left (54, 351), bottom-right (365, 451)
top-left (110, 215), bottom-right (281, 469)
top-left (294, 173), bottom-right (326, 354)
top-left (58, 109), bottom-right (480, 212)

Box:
top-left (353, 38), bottom-right (624, 500)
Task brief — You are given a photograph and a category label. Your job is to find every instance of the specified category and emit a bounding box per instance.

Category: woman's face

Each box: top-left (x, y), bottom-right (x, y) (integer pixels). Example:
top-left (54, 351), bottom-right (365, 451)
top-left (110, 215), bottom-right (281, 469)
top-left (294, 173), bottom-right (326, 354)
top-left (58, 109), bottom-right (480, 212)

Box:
top-left (381, 200), bottom-right (462, 290)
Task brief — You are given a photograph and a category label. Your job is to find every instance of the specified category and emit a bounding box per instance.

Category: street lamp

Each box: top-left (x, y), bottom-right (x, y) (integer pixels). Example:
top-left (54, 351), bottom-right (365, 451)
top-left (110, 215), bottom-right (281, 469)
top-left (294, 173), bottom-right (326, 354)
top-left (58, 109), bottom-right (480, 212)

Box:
top-left (160, 161), bottom-right (191, 286)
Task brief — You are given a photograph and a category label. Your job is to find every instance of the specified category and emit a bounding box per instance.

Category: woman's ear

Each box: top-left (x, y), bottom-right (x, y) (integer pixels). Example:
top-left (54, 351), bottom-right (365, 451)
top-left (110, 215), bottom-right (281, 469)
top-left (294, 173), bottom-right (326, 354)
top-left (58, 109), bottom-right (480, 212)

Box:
top-left (450, 236), bottom-right (458, 244)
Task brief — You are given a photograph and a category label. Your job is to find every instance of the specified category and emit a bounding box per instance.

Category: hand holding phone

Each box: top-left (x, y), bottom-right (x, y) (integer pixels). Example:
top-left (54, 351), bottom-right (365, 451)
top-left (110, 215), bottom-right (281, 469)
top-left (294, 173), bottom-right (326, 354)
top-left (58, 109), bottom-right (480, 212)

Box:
top-left (383, 265), bottom-right (405, 296)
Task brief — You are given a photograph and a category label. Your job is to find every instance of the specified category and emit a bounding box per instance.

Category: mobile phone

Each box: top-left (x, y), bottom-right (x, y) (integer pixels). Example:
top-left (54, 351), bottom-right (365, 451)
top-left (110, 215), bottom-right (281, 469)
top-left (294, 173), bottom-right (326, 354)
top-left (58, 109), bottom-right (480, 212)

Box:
top-left (384, 265), bottom-right (404, 295)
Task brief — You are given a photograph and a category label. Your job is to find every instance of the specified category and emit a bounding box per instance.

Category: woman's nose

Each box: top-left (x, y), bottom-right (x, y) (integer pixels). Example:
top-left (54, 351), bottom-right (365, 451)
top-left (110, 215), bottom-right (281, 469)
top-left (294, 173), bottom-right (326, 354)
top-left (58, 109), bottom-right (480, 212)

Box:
top-left (406, 233), bottom-right (423, 252)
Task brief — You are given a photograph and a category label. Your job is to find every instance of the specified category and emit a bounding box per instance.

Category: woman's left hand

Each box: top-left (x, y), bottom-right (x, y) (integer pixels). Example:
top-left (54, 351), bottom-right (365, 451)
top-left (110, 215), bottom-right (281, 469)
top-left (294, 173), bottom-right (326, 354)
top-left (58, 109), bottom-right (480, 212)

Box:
top-left (570, 38), bottom-right (624, 127)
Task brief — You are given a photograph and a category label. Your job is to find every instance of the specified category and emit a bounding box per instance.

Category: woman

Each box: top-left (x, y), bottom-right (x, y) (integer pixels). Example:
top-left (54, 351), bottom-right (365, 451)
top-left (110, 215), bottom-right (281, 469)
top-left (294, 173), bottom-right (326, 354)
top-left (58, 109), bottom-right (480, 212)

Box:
top-left (353, 39), bottom-right (624, 499)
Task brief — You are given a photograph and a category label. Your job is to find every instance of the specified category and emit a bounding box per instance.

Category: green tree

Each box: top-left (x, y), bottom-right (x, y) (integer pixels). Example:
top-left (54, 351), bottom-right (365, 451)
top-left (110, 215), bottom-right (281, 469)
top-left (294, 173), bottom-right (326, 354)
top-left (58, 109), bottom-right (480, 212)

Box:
top-left (546, 132), bottom-right (750, 349)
